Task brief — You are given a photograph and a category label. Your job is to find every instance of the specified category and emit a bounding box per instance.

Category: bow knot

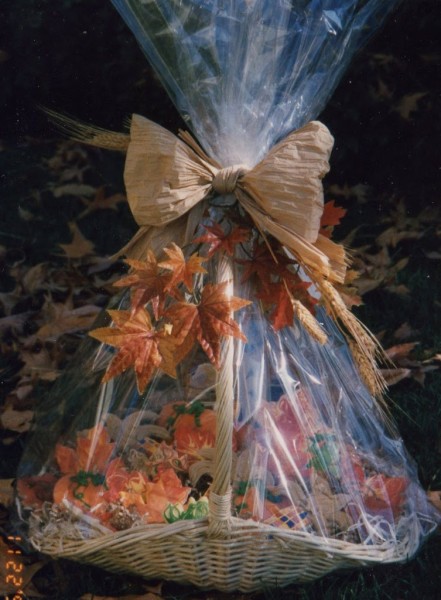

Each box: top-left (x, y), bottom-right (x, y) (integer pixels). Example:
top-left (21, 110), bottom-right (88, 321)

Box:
top-left (212, 164), bottom-right (249, 195)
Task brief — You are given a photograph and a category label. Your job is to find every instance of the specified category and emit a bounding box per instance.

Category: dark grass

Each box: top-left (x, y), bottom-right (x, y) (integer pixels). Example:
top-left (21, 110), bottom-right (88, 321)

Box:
top-left (1, 0), bottom-right (440, 598)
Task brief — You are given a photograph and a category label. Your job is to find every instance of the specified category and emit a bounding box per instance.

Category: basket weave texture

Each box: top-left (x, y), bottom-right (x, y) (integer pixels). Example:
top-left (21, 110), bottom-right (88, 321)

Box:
top-left (39, 518), bottom-right (418, 592)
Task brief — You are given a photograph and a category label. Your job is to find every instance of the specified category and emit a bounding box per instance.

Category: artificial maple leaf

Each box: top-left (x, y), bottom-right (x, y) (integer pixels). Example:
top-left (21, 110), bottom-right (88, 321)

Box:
top-left (113, 253), bottom-right (171, 317)
top-left (59, 222), bottom-right (95, 259)
top-left (194, 223), bottom-right (250, 257)
top-left (158, 243), bottom-right (207, 292)
top-left (320, 200), bottom-right (347, 237)
top-left (285, 275), bottom-right (317, 311)
top-left (238, 240), bottom-right (295, 292)
top-left (258, 281), bottom-right (294, 331)
top-left (257, 271), bottom-right (317, 330)
top-left (164, 282), bottom-right (250, 368)
top-left (90, 308), bottom-right (176, 392)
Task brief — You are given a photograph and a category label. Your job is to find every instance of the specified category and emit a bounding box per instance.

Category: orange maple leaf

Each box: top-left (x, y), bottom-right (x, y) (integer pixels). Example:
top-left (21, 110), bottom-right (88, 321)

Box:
top-left (159, 243), bottom-right (207, 292)
top-left (113, 252), bottom-right (171, 318)
top-left (194, 223), bottom-right (250, 257)
top-left (90, 308), bottom-right (175, 392)
top-left (164, 282), bottom-right (250, 367)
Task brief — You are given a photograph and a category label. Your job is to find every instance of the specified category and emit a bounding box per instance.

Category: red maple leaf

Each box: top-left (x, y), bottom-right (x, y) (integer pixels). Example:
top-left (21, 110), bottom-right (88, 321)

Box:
top-left (320, 200), bottom-right (347, 238)
top-left (285, 276), bottom-right (318, 313)
top-left (89, 308), bottom-right (176, 393)
top-left (257, 274), bottom-right (317, 331)
top-left (238, 241), bottom-right (295, 292)
top-left (113, 252), bottom-right (171, 318)
top-left (164, 282), bottom-right (250, 367)
top-left (159, 243), bottom-right (207, 292)
top-left (194, 224), bottom-right (250, 257)
top-left (259, 282), bottom-right (294, 331)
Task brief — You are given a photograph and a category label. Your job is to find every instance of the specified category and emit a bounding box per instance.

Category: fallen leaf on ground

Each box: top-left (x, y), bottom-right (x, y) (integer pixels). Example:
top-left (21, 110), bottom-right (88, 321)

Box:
top-left (327, 183), bottom-right (370, 203)
top-left (59, 222), bottom-right (95, 259)
top-left (376, 226), bottom-right (423, 248)
top-left (0, 407), bottom-right (34, 433)
top-left (427, 490), bottom-right (441, 513)
top-left (369, 77), bottom-right (394, 101)
top-left (0, 479), bottom-right (14, 506)
top-left (382, 342), bottom-right (440, 387)
top-left (78, 187), bottom-right (126, 218)
top-left (425, 250), bottom-right (441, 260)
top-left (36, 297), bottom-right (100, 341)
top-left (393, 92), bottom-right (427, 120)
top-left (381, 368), bottom-right (412, 387)
top-left (392, 322), bottom-right (420, 341)
top-left (53, 183), bottom-right (96, 198)
top-left (21, 263), bottom-right (49, 293)
top-left (385, 342), bottom-right (418, 362)
top-left (19, 348), bottom-right (59, 381)
top-left (0, 312), bottom-right (31, 334)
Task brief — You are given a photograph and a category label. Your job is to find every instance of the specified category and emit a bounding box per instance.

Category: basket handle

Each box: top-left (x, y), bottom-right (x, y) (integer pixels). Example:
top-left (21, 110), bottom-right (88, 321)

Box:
top-left (207, 255), bottom-right (235, 538)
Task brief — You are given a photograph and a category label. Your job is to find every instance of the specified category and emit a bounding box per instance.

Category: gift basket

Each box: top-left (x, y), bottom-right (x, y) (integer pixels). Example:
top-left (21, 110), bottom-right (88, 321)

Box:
top-left (15, 0), bottom-right (439, 592)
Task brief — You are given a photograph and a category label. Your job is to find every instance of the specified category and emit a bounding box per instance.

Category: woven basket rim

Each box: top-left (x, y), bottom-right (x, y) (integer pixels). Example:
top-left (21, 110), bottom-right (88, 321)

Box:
top-left (34, 513), bottom-right (416, 564)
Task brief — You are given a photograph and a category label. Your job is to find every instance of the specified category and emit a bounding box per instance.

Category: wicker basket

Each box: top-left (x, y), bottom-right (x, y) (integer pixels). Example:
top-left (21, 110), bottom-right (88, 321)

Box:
top-left (36, 517), bottom-right (419, 592)
top-left (29, 257), bottom-right (421, 592)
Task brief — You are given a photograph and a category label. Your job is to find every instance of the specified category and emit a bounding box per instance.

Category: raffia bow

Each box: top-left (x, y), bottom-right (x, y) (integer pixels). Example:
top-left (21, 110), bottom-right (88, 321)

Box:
top-left (49, 111), bottom-right (386, 396)
top-left (123, 115), bottom-right (347, 285)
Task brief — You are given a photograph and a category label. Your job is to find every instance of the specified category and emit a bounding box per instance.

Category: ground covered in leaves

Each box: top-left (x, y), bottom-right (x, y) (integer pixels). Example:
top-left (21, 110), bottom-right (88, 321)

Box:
top-left (1, 0), bottom-right (441, 598)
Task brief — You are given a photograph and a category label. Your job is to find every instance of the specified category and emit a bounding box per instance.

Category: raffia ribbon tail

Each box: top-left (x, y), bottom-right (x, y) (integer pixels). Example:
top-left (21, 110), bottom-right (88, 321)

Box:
top-left (314, 278), bottom-right (388, 398)
top-left (43, 108), bottom-right (130, 152)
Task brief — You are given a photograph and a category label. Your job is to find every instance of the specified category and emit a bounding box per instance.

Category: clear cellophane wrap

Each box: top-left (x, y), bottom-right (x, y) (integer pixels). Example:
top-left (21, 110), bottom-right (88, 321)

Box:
top-left (16, 0), bottom-right (439, 590)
